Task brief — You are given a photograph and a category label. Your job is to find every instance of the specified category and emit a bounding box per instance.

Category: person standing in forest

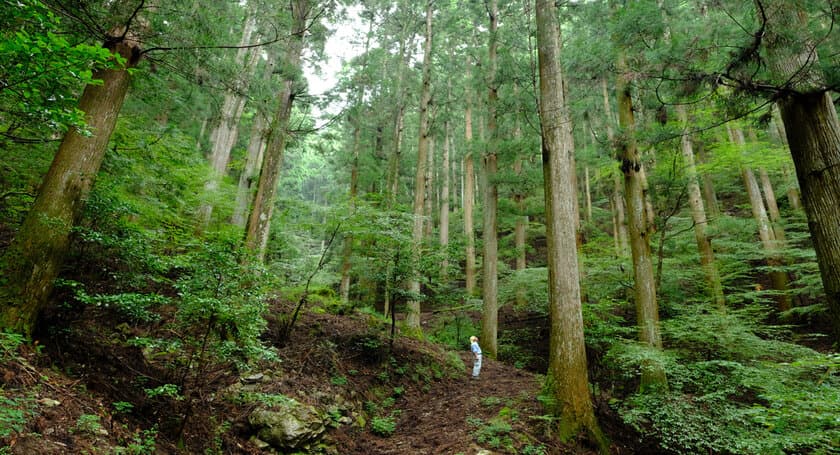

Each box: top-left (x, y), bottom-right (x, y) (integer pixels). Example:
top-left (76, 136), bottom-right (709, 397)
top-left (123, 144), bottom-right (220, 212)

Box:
top-left (470, 336), bottom-right (482, 379)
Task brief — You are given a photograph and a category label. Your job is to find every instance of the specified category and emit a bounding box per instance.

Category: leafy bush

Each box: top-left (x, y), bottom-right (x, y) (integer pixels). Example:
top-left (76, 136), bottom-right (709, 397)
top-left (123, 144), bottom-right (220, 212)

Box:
top-left (0, 393), bottom-right (30, 439)
top-left (609, 309), bottom-right (840, 454)
top-left (370, 415), bottom-right (396, 437)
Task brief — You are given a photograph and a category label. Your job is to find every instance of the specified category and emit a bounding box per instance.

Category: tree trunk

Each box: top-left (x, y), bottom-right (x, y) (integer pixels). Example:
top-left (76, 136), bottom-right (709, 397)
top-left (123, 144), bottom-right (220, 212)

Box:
top-left (514, 156), bottom-right (527, 308)
top-left (339, 15), bottom-right (374, 304)
top-left (232, 107), bottom-right (268, 227)
top-left (244, 0), bottom-right (308, 261)
top-left (406, 0), bottom-right (434, 333)
top-left (602, 78), bottom-right (629, 255)
top-left (386, 1), bottom-right (414, 208)
top-left (729, 126), bottom-right (791, 311)
top-left (678, 107), bottom-right (725, 309)
top-left (616, 51), bottom-right (667, 392)
top-left (231, 54), bottom-right (274, 230)
top-left (761, 0), bottom-right (840, 339)
top-left (464, 97), bottom-right (477, 296)
top-left (198, 15), bottom-right (259, 227)
top-left (339, 123), bottom-right (362, 304)
top-left (696, 143), bottom-right (721, 220)
top-left (0, 31), bottom-right (142, 335)
top-left (439, 119), bottom-right (451, 281)
top-left (424, 137), bottom-right (435, 239)
top-left (535, 0), bottom-right (608, 448)
top-left (480, 0), bottom-right (500, 359)
top-left (771, 106), bottom-right (803, 211)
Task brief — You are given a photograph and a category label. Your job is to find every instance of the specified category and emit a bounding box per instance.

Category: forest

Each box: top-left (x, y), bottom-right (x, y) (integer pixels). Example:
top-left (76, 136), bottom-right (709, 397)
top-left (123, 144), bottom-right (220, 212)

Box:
top-left (1, 0), bottom-right (839, 453)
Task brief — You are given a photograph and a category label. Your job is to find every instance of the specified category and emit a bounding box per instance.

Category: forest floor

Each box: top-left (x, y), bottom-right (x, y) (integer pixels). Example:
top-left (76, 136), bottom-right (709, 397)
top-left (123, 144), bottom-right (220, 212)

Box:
top-left (1, 298), bottom-right (634, 454)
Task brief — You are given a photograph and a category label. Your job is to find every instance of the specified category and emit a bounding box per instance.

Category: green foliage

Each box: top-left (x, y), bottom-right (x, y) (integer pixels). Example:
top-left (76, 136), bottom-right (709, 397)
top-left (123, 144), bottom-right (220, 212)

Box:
top-left (521, 444), bottom-right (547, 455)
top-left (0, 392), bottom-right (30, 439)
top-left (115, 427), bottom-right (157, 455)
top-left (467, 415), bottom-right (514, 451)
top-left (112, 401), bottom-right (134, 414)
top-left (72, 289), bottom-right (165, 323)
top-left (0, 331), bottom-right (25, 362)
top-left (369, 415), bottom-right (396, 437)
top-left (609, 308), bottom-right (840, 454)
top-left (0, 0), bottom-right (117, 136)
top-left (144, 384), bottom-right (182, 401)
top-left (72, 413), bottom-right (103, 435)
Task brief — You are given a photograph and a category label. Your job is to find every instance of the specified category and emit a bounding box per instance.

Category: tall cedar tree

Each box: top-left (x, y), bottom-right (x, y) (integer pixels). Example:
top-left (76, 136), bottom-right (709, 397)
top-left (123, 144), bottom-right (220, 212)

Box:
top-left (759, 0), bottom-right (840, 342)
top-left (0, 24), bottom-right (143, 335)
top-left (535, 0), bottom-right (608, 450)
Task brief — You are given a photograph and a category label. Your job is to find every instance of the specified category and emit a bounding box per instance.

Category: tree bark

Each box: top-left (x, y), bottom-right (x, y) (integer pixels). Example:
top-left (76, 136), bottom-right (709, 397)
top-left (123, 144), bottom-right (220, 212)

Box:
top-left (481, 0), bottom-right (500, 359)
top-left (424, 137), bottom-right (435, 239)
top-left (244, 0), bottom-right (308, 261)
top-left (602, 78), bottom-right (629, 255)
top-left (696, 143), bottom-right (721, 220)
top-left (198, 15), bottom-right (259, 227)
top-left (406, 0), bottom-right (434, 333)
top-left (386, 0), bottom-right (414, 208)
top-left (678, 106), bottom-right (725, 309)
top-left (535, 0), bottom-right (608, 448)
top-left (760, 0), bottom-right (840, 339)
top-left (339, 123), bottom-right (362, 304)
top-left (771, 106), bottom-right (803, 210)
top-left (464, 93), bottom-right (477, 296)
top-left (616, 51), bottom-right (667, 392)
top-left (0, 31), bottom-right (142, 335)
top-left (439, 118), bottom-right (451, 281)
top-left (729, 126), bottom-right (791, 311)
top-left (232, 107), bottom-right (268, 227)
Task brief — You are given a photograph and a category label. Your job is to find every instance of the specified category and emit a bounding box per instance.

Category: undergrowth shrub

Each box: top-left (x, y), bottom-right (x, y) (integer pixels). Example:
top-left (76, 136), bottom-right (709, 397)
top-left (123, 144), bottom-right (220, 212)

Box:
top-left (608, 307), bottom-right (840, 454)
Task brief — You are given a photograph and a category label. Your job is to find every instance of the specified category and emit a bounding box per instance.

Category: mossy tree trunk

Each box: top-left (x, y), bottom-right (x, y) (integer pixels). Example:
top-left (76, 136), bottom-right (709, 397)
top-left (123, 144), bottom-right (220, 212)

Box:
top-left (535, 0), bottom-right (608, 449)
top-left (616, 51), bottom-right (667, 392)
top-left (244, 0), bottom-right (308, 261)
top-left (0, 31), bottom-right (142, 336)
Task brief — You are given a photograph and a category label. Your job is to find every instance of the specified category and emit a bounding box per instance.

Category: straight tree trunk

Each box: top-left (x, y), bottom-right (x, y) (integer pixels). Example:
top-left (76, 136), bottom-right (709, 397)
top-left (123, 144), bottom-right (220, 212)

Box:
top-left (616, 51), bottom-right (667, 392)
top-left (406, 0), bottom-right (434, 332)
top-left (386, 1), bottom-right (414, 208)
top-left (244, 0), bottom-right (309, 260)
top-left (759, 167), bottom-right (786, 241)
top-left (232, 111), bottom-right (267, 227)
top-left (439, 119), bottom-right (451, 281)
top-left (729, 126), bottom-right (791, 311)
top-left (198, 15), bottom-right (259, 227)
top-left (602, 78), bottom-right (629, 255)
top-left (761, 0), bottom-right (840, 339)
top-left (584, 167), bottom-right (593, 223)
top-left (514, 155), bottom-right (527, 308)
top-left (424, 138), bottom-right (435, 239)
top-left (339, 123), bottom-right (362, 303)
top-left (464, 94), bottom-right (477, 296)
top-left (678, 107), bottom-right (725, 309)
top-left (696, 143), bottom-right (721, 220)
top-left (339, 15), bottom-right (374, 304)
top-left (0, 30), bottom-right (142, 335)
top-left (481, 0), bottom-right (500, 359)
top-left (771, 106), bottom-right (803, 210)
top-left (535, 0), bottom-right (608, 448)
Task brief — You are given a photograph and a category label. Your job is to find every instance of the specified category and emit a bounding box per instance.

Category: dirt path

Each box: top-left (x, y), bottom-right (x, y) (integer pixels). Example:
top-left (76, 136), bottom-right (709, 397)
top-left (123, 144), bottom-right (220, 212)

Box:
top-left (330, 350), bottom-right (580, 455)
